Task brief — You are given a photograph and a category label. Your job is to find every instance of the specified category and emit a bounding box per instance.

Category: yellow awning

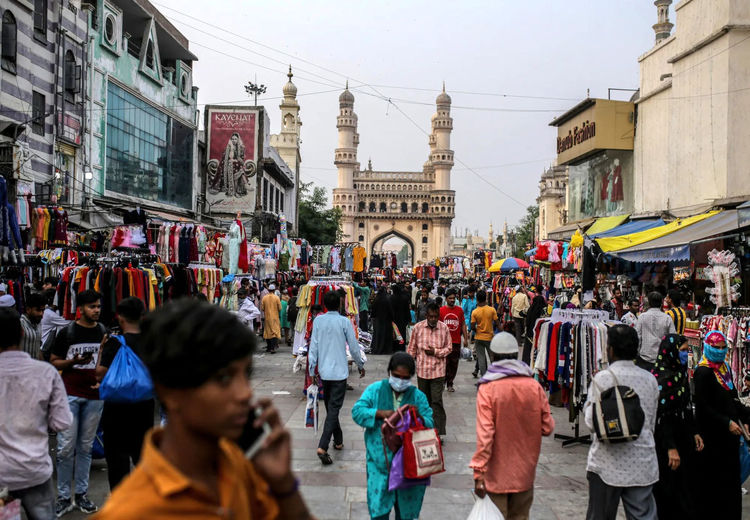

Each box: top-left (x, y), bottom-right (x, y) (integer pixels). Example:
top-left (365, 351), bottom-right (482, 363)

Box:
top-left (596, 210), bottom-right (721, 252)
top-left (585, 214), bottom-right (630, 236)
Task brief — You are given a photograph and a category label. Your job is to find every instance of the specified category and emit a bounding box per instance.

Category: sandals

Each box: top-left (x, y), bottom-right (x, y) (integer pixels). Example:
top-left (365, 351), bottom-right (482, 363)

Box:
top-left (317, 451), bottom-right (333, 465)
top-left (333, 443), bottom-right (344, 451)
top-left (447, 386), bottom-right (455, 392)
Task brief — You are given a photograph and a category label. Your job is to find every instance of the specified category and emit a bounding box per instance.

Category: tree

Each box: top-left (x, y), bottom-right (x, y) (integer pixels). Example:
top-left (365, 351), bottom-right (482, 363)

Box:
top-left (298, 182), bottom-right (342, 245)
top-left (511, 204), bottom-right (539, 255)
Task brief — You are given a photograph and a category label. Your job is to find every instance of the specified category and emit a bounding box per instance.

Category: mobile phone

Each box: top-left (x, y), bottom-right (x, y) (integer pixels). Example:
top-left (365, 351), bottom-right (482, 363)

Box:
top-left (238, 407), bottom-right (271, 459)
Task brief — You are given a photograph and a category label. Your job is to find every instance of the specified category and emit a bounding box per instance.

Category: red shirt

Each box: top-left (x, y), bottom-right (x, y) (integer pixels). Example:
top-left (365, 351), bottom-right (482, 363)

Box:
top-left (439, 305), bottom-right (465, 344)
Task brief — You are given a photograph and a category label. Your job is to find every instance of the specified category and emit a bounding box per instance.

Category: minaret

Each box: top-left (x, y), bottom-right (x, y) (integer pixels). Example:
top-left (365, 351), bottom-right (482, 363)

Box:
top-left (488, 222), bottom-right (494, 250)
top-left (653, 0), bottom-right (673, 44)
top-left (502, 220), bottom-right (509, 257)
top-left (428, 83), bottom-right (455, 258)
top-left (332, 82), bottom-right (359, 240)
top-left (270, 66), bottom-right (302, 231)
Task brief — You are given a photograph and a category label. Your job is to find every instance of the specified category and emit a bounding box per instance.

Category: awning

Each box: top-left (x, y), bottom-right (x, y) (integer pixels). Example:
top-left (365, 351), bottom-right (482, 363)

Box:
top-left (585, 214), bottom-right (630, 236)
top-left (609, 210), bottom-right (739, 263)
top-left (596, 210), bottom-right (720, 253)
top-left (739, 200), bottom-right (750, 228)
top-left (590, 218), bottom-right (665, 238)
top-left (547, 218), bottom-right (596, 240)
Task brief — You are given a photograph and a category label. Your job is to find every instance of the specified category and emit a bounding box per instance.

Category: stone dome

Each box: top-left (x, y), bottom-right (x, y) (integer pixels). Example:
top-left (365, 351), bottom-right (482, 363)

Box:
top-left (339, 86), bottom-right (355, 105)
top-left (436, 83), bottom-right (451, 105)
top-left (283, 66), bottom-right (297, 97)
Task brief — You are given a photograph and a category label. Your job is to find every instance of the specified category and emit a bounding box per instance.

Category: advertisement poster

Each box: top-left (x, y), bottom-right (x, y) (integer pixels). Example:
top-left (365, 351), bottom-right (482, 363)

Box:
top-left (206, 107), bottom-right (259, 214)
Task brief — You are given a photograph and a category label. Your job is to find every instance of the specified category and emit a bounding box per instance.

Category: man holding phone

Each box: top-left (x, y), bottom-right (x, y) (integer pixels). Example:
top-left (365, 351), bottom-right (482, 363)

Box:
top-left (50, 290), bottom-right (107, 516)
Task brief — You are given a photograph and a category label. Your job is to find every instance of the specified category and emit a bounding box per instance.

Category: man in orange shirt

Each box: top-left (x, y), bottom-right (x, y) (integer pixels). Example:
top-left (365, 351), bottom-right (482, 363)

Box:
top-left (470, 290), bottom-right (500, 376)
top-left (471, 332), bottom-right (554, 519)
top-left (95, 300), bottom-right (314, 520)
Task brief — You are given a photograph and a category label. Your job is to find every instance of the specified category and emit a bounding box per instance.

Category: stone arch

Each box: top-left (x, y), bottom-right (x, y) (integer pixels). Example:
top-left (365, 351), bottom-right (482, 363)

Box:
top-left (370, 229), bottom-right (415, 266)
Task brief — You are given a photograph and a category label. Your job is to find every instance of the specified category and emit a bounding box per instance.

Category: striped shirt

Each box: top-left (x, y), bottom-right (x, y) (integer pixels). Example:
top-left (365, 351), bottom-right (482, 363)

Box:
top-left (20, 314), bottom-right (42, 360)
top-left (666, 307), bottom-right (687, 335)
top-left (407, 320), bottom-right (452, 379)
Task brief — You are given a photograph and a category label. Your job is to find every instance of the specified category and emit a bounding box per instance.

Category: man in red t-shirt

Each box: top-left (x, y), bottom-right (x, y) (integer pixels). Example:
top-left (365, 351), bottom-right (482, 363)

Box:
top-left (440, 288), bottom-right (469, 392)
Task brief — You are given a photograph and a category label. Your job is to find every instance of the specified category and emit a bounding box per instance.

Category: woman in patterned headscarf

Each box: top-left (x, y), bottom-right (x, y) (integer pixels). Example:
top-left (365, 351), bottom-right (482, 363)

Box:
top-left (693, 330), bottom-right (750, 519)
top-left (651, 334), bottom-right (703, 520)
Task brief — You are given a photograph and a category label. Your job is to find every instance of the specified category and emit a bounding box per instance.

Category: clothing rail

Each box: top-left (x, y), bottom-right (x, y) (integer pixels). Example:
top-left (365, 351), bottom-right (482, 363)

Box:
top-left (550, 308), bottom-right (609, 323)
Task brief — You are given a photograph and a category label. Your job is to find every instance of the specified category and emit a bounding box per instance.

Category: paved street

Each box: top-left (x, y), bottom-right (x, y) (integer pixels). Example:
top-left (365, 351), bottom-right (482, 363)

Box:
top-left (62, 340), bottom-right (750, 520)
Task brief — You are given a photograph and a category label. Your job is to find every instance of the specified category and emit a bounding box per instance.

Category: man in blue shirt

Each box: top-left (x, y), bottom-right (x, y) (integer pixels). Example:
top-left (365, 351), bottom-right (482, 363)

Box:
top-left (308, 291), bottom-right (365, 465)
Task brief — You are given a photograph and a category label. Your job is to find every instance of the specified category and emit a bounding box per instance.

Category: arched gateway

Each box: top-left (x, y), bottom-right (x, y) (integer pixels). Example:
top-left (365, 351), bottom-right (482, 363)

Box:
top-left (331, 84), bottom-right (456, 263)
top-left (371, 230), bottom-right (415, 266)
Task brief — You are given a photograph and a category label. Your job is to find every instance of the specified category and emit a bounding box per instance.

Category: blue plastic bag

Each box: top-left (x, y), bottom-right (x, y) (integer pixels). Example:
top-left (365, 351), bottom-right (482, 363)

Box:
top-left (99, 335), bottom-right (154, 402)
top-left (740, 436), bottom-right (750, 484)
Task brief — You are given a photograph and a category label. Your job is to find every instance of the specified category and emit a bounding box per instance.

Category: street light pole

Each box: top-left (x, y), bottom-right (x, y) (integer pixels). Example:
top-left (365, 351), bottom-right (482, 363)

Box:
top-left (245, 74), bottom-right (266, 106)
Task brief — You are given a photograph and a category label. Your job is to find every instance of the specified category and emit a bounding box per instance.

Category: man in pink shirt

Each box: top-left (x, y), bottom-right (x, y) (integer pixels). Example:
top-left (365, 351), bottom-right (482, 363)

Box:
top-left (470, 332), bottom-right (554, 519)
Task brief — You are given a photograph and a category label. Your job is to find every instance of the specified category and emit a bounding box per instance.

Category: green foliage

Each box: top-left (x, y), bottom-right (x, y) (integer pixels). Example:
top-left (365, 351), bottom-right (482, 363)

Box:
top-left (298, 182), bottom-right (342, 245)
top-left (512, 205), bottom-right (539, 255)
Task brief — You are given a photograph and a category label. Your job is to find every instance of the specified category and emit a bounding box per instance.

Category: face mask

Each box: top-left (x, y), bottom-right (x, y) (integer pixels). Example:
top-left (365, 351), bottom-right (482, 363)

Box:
top-left (389, 375), bottom-right (412, 393)
top-left (703, 344), bottom-right (727, 363)
top-left (678, 350), bottom-right (689, 366)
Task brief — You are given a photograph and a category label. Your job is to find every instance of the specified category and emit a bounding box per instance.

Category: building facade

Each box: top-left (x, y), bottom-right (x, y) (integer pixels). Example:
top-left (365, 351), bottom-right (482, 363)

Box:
top-left (0, 0), bottom-right (87, 206)
top-left (634, 0), bottom-right (750, 216)
top-left (332, 84), bottom-right (455, 264)
top-left (536, 165), bottom-right (568, 240)
top-left (85, 0), bottom-right (199, 220)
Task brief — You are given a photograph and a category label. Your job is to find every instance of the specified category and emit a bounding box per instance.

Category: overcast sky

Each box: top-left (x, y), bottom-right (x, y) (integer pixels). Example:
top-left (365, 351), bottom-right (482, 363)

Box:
top-left (156, 0), bottom-right (665, 236)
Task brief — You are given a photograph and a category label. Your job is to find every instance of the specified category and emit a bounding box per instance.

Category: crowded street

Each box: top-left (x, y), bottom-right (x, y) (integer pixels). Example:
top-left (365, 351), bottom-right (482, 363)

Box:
top-left (3, 0), bottom-right (750, 519)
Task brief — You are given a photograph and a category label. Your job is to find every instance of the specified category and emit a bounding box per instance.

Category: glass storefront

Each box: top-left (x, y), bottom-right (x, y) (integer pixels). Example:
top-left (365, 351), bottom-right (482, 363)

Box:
top-left (105, 82), bottom-right (193, 208)
top-left (567, 149), bottom-right (633, 222)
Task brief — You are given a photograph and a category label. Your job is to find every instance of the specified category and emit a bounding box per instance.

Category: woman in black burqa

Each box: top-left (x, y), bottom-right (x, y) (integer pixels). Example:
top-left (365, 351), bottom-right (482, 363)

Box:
top-left (390, 283), bottom-right (411, 352)
top-left (370, 286), bottom-right (394, 355)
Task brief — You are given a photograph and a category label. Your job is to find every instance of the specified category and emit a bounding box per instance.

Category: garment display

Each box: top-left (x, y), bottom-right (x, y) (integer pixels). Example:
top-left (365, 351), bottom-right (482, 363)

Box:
top-left (698, 312), bottom-right (750, 390)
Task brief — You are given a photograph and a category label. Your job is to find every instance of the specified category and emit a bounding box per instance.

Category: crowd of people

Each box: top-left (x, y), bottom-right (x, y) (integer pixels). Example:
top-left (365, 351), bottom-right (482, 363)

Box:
top-left (0, 273), bottom-right (749, 519)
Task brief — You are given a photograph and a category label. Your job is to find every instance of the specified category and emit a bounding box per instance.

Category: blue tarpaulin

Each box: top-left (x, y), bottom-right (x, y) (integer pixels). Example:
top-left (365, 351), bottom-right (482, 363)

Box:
top-left (590, 219), bottom-right (665, 238)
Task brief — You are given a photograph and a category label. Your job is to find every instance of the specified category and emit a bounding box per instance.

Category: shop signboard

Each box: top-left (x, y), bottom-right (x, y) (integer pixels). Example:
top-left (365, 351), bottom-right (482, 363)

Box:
top-left (205, 106), bottom-right (260, 215)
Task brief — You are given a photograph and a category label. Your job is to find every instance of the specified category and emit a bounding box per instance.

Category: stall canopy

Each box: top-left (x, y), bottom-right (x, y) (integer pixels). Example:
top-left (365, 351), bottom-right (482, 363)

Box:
top-left (596, 210), bottom-right (720, 253)
top-left (589, 218), bottom-right (665, 238)
top-left (585, 215), bottom-right (630, 236)
top-left (607, 210), bottom-right (739, 263)
top-left (739, 200), bottom-right (750, 228)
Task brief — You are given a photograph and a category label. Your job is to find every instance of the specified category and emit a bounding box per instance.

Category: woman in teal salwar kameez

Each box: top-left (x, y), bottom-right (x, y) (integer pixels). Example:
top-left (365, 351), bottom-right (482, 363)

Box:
top-left (352, 353), bottom-right (434, 520)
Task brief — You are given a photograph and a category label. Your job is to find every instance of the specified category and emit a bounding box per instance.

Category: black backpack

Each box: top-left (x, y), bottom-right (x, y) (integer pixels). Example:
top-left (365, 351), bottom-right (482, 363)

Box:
top-left (592, 370), bottom-right (645, 444)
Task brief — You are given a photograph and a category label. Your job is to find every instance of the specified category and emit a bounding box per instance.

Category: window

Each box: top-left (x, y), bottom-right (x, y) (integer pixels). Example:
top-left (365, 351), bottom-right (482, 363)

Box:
top-left (422, 202), bottom-right (428, 213)
top-left (64, 50), bottom-right (80, 102)
top-left (280, 191), bottom-right (284, 212)
top-left (411, 202), bottom-right (418, 212)
top-left (31, 91), bottom-right (45, 135)
top-left (145, 40), bottom-right (154, 69)
top-left (369, 202), bottom-right (375, 212)
top-left (358, 201), bottom-right (365, 212)
top-left (104, 14), bottom-right (117, 45)
top-left (422, 223), bottom-right (428, 230)
top-left (262, 179), bottom-right (268, 209)
top-left (379, 202), bottom-right (386, 212)
top-left (34, 0), bottom-right (47, 38)
top-left (401, 202), bottom-right (407, 213)
top-left (105, 82), bottom-right (193, 208)
top-left (1, 11), bottom-right (16, 74)
top-left (275, 188), bottom-right (280, 213)
top-left (422, 236), bottom-right (428, 244)
top-left (358, 235), bottom-right (364, 242)
top-left (358, 222), bottom-right (364, 228)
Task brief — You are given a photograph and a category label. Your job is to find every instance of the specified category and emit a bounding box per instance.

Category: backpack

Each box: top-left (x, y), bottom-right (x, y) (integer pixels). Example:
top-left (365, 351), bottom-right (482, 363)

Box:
top-left (591, 370), bottom-right (645, 444)
top-left (99, 335), bottom-right (154, 403)
top-left (40, 322), bottom-right (106, 362)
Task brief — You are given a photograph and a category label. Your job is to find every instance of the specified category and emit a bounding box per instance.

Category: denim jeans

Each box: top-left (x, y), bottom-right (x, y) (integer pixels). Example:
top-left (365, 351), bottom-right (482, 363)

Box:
top-left (56, 396), bottom-right (104, 499)
top-left (10, 478), bottom-right (55, 520)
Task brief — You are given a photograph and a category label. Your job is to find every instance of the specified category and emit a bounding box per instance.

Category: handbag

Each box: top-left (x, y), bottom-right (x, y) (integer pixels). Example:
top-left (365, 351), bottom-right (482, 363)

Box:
top-left (591, 370), bottom-right (645, 443)
top-left (401, 422), bottom-right (445, 479)
top-left (381, 404), bottom-right (415, 453)
top-left (99, 335), bottom-right (154, 403)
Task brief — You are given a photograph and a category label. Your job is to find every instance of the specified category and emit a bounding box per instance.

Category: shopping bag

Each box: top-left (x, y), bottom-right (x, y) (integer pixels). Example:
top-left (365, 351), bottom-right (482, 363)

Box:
top-left (402, 424), bottom-right (445, 479)
top-left (387, 446), bottom-right (431, 491)
top-left (740, 436), bottom-right (750, 483)
top-left (305, 384), bottom-right (319, 431)
top-left (466, 496), bottom-right (505, 520)
top-left (0, 499), bottom-right (21, 520)
top-left (461, 346), bottom-right (473, 360)
top-left (99, 335), bottom-right (154, 403)
top-left (392, 322), bottom-right (404, 345)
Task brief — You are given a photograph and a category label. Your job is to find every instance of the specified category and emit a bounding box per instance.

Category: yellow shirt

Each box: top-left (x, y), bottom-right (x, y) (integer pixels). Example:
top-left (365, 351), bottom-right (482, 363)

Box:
top-left (471, 305), bottom-right (498, 341)
top-left (94, 428), bottom-right (279, 520)
top-left (352, 246), bottom-right (367, 272)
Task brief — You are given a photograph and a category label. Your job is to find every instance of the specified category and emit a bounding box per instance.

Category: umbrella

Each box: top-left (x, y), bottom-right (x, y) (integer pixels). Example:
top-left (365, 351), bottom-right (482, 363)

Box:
top-left (488, 257), bottom-right (530, 273)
